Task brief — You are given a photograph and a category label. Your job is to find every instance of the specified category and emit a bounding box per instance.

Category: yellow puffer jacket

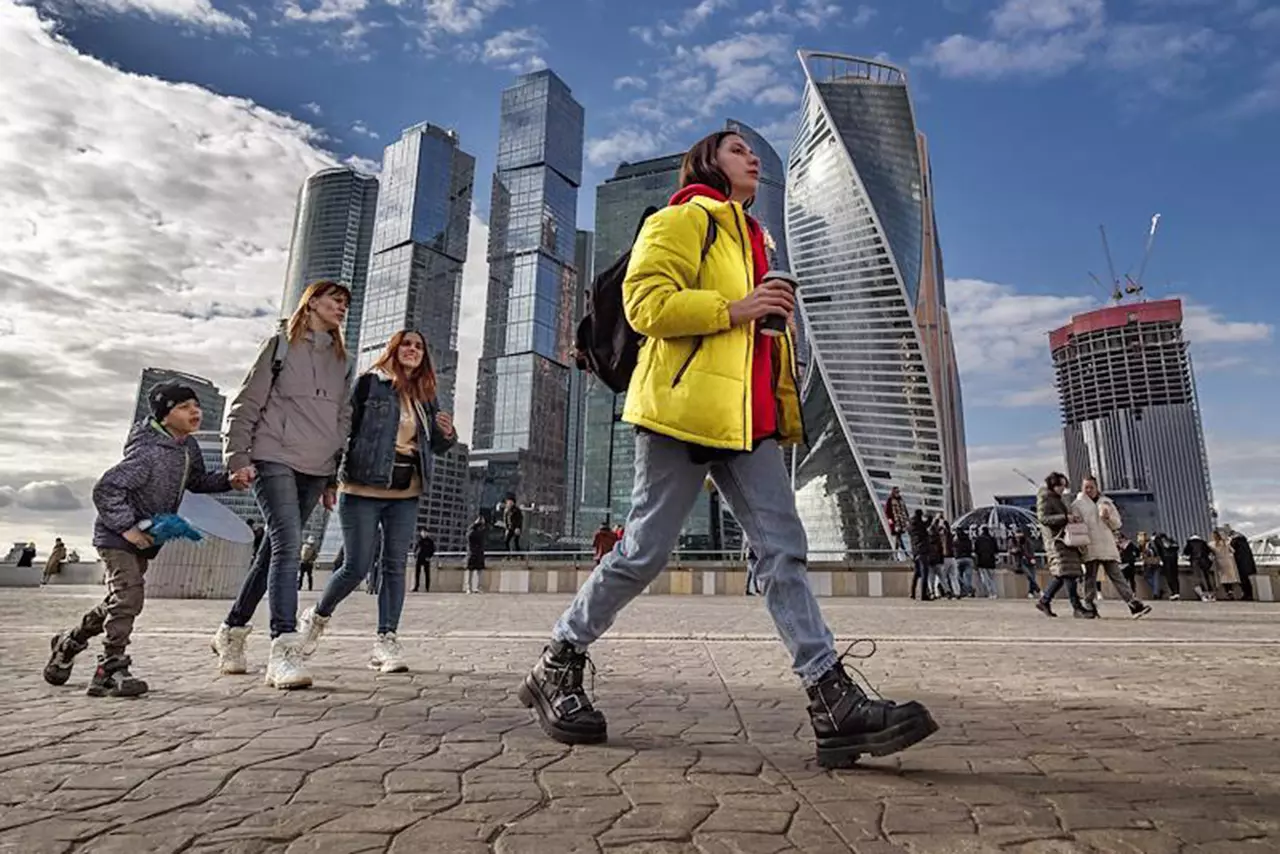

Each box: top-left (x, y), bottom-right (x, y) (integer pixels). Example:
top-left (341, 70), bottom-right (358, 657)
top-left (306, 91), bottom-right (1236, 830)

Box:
top-left (620, 196), bottom-right (803, 451)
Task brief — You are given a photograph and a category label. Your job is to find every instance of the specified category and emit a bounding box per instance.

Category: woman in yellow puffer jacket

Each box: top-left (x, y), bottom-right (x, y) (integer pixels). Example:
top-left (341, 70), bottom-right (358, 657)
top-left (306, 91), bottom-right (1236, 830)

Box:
top-left (517, 130), bottom-right (938, 768)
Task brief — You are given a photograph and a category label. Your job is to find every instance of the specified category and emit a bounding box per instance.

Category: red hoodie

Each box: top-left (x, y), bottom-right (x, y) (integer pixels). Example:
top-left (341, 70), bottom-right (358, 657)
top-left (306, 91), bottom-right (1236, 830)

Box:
top-left (668, 185), bottom-right (778, 442)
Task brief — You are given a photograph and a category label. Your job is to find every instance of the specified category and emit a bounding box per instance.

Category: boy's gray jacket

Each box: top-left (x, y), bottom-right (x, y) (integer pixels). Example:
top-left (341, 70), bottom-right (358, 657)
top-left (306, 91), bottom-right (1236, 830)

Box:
top-left (224, 330), bottom-right (353, 480)
top-left (94, 420), bottom-right (231, 553)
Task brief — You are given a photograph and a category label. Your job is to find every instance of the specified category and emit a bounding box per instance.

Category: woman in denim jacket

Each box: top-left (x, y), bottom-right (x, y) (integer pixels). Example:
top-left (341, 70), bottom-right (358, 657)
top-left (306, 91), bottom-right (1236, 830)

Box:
top-left (298, 330), bottom-right (456, 673)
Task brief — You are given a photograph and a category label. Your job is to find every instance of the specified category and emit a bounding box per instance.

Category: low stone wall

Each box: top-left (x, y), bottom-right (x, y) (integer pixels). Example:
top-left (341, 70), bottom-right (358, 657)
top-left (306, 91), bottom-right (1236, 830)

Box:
top-left (10, 558), bottom-right (1278, 602)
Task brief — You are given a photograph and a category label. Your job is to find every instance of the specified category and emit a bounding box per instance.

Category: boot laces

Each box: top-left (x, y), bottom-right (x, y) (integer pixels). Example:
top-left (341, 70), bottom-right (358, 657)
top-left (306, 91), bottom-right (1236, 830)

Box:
top-left (835, 638), bottom-right (882, 701)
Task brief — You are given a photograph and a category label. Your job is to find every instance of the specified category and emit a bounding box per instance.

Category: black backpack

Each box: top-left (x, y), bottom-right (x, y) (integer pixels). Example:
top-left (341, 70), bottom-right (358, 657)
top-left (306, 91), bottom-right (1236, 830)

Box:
top-left (573, 205), bottom-right (717, 394)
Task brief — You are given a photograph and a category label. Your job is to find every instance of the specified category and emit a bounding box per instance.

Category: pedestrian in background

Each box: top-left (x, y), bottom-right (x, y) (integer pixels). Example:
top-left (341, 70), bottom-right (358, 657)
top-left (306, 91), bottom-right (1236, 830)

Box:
top-left (413, 529), bottom-right (436, 593)
top-left (502, 495), bottom-right (523, 554)
top-left (1210, 529), bottom-right (1242, 600)
top-left (17, 542), bottom-right (36, 568)
top-left (1035, 472), bottom-right (1088, 618)
top-left (1009, 531), bottom-right (1041, 599)
top-left (297, 536), bottom-right (317, 591)
top-left (212, 279), bottom-right (353, 690)
top-left (41, 537), bottom-right (67, 585)
top-left (1118, 534), bottom-right (1140, 592)
top-left (1229, 528), bottom-right (1257, 601)
top-left (592, 522), bottom-right (618, 564)
top-left (954, 526), bottom-right (975, 597)
top-left (909, 508), bottom-right (932, 601)
top-left (465, 513), bottom-right (487, 593)
top-left (974, 526), bottom-right (999, 598)
top-left (1155, 532), bottom-right (1181, 600)
top-left (884, 486), bottom-right (910, 561)
top-left (1072, 477), bottom-right (1150, 618)
top-left (1183, 535), bottom-right (1215, 602)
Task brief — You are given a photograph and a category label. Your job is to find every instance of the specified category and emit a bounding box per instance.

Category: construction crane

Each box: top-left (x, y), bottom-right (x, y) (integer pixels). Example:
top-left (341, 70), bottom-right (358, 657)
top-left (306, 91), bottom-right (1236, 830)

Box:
top-left (1088, 214), bottom-right (1161, 304)
top-left (1012, 468), bottom-right (1039, 489)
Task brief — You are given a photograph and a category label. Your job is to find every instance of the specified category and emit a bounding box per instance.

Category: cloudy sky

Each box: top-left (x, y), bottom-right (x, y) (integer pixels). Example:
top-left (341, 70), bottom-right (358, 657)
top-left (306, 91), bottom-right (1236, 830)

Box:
top-left (1, 0), bottom-right (1277, 556)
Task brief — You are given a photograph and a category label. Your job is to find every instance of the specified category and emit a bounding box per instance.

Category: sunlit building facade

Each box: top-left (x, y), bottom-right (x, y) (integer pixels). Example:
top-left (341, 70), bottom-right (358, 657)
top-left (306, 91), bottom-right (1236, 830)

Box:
top-left (786, 52), bottom-right (970, 557)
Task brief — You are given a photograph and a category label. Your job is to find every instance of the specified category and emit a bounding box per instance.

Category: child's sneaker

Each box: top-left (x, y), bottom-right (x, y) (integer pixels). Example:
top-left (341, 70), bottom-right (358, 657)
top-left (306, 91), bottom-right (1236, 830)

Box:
top-left (370, 633), bottom-right (408, 673)
top-left (297, 607), bottom-right (329, 657)
top-left (43, 630), bottom-right (88, 686)
top-left (86, 655), bottom-right (149, 697)
top-left (211, 623), bottom-right (252, 674)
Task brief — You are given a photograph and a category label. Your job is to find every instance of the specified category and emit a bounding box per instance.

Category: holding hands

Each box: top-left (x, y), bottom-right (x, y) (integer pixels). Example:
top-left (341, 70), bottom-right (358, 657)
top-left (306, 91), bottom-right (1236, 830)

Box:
top-left (229, 465), bottom-right (256, 490)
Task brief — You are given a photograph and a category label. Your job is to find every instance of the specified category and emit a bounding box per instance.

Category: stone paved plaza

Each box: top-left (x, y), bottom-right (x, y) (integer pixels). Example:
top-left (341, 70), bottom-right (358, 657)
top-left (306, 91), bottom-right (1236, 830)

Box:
top-left (2, 586), bottom-right (1279, 854)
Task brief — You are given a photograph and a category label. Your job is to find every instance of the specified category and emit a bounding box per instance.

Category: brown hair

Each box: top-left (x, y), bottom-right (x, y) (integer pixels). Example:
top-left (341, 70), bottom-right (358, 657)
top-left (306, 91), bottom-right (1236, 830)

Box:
top-left (678, 131), bottom-right (743, 202)
top-left (371, 330), bottom-right (437, 403)
top-left (287, 280), bottom-right (349, 362)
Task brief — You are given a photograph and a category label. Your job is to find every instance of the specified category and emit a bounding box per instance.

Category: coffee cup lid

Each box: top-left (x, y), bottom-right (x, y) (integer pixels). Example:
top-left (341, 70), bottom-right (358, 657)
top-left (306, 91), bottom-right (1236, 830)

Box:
top-left (763, 270), bottom-right (799, 287)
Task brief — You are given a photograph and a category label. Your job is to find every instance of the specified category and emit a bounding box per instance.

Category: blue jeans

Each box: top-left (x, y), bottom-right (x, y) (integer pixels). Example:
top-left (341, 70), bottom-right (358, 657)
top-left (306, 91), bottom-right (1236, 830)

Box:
top-left (956, 557), bottom-right (974, 596)
top-left (555, 433), bottom-right (838, 687)
top-left (226, 461), bottom-right (328, 637)
top-left (316, 493), bottom-right (417, 634)
top-left (975, 566), bottom-right (997, 597)
top-left (1018, 560), bottom-right (1042, 595)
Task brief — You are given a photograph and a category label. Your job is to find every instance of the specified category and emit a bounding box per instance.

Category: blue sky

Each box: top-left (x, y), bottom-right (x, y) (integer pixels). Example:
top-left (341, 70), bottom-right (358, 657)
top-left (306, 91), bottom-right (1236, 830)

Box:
top-left (2, 0), bottom-right (1278, 550)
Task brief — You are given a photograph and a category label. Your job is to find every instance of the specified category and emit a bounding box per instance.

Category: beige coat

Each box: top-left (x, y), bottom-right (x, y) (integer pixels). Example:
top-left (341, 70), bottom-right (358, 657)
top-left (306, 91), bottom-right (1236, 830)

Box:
top-left (1072, 492), bottom-right (1122, 563)
top-left (1211, 540), bottom-right (1240, 585)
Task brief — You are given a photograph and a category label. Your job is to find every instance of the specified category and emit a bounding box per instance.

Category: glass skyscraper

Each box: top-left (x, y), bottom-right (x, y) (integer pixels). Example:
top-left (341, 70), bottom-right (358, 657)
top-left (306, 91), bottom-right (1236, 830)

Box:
top-left (471, 70), bottom-right (584, 544)
top-left (786, 52), bottom-right (970, 557)
top-left (133, 368), bottom-right (225, 429)
top-left (359, 122), bottom-right (475, 551)
top-left (280, 167), bottom-right (379, 352)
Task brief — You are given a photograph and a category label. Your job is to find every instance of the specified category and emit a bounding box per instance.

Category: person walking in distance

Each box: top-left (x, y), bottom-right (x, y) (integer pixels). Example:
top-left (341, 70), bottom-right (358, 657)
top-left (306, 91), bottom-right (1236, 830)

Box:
top-left (465, 514), bottom-right (487, 593)
top-left (297, 537), bottom-right (317, 592)
top-left (937, 518), bottom-right (959, 598)
top-left (297, 330), bottom-right (457, 673)
top-left (954, 527), bottom-right (975, 598)
top-left (41, 537), bottom-right (67, 585)
top-left (908, 509), bottom-right (932, 601)
top-left (974, 526), bottom-right (999, 599)
top-left (1229, 527), bottom-right (1258, 601)
top-left (883, 486), bottom-right (910, 561)
top-left (517, 130), bottom-right (937, 766)
top-left (1139, 532), bottom-right (1163, 600)
top-left (211, 280), bottom-right (353, 690)
top-left (1182, 534), bottom-right (1215, 601)
top-left (44, 383), bottom-right (249, 694)
top-left (592, 522), bottom-right (618, 564)
top-left (1009, 531), bottom-right (1041, 599)
top-left (1209, 529), bottom-right (1243, 600)
top-left (1151, 533), bottom-right (1180, 601)
top-left (1072, 477), bottom-right (1151, 619)
top-left (1118, 534), bottom-right (1140, 593)
top-left (502, 496), bottom-right (523, 554)
top-left (413, 530), bottom-right (436, 593)
top-left (1035, 472), bottom-right (1089, 618)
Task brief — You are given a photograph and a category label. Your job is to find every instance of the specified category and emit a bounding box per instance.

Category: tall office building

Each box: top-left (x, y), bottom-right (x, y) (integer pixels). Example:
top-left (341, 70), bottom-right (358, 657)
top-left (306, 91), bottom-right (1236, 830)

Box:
top-left (786, 52), bottom-right (970, 556)
top-left (563, 229), bottom-right (594, 539)
top-left (1050, 299), bottom-right (1215, 542)
top-left (280, 167), bottom-right (379, 350)
top-left (360, 123), bottom-right (476, 551)
top-left (471, 69), bottom-right (584, 544)
top-left (133, 368), bottom-right (225, 429)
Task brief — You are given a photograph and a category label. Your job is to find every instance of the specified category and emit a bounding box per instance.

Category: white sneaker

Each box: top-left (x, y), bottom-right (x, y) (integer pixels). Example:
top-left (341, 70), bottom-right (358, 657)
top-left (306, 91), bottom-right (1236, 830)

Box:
top-left (210, 624), bottom-right (252, 674)
top-left (1170, 593), bottom-right (1181, 601)
top-left (297, 607), bottom-right (329, 657)
top-left (1027, 592), bottom-right (1037, 600)
top-left (265, 633), bottom-right (312, 689)
top-left (370, 633), bottom-right (408, 673)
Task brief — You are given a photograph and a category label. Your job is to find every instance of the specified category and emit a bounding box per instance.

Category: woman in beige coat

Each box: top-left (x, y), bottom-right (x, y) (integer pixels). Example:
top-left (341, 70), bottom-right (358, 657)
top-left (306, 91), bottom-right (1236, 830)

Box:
top-left (1210, 529), bottom-right (1242, 599)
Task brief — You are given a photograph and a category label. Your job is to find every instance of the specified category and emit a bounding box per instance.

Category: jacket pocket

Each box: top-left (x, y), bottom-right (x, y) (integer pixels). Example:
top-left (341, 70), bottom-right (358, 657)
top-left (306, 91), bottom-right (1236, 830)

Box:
top-left (671, 338), bottom-right (703, 388)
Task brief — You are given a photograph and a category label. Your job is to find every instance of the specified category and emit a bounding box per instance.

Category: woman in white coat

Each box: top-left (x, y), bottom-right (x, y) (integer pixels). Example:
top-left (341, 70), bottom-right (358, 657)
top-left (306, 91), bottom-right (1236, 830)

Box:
top-left (1072, 477), bottom-right (1152, 619)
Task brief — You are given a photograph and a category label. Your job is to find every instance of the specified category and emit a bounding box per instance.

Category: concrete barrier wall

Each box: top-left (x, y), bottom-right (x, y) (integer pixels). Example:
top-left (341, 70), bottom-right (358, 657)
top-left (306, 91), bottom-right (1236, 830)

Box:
top-left (12, 558), bottom-right (1279, 602)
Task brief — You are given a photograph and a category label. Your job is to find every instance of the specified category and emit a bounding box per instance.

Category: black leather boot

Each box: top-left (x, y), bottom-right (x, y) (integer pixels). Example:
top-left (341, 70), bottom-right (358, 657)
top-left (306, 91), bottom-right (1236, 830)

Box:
top-left (807, 659), bottom-right (937, 769)
top-left (518, 640), bottom-right (608, 745)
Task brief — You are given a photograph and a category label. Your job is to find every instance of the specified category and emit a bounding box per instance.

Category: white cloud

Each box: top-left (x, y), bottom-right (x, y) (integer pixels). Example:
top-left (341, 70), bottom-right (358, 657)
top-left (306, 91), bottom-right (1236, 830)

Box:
top-left (990, 0), bottom-right (1102, 36)
top-left (481, 27), bottom-right (547, 73)
top-left (55, 0), bottom-right (249, 33)
top-left (744, 0), bottom-right (848, 29)
top-left (847, 3), bottom-right (876, 28)
top-left (754, 83), bottom-right (800, 106)
top-left (1252, 7), bottom-right (1280, 29)
top-left (614, 75), bottom-right (648, 91)
top-left (5, 481), bottom-right (83, 511)
top-left (424, 0), bottom-right (505, 35)
top-left (0, 1), bottom-right (335, 548)
top-left (916, 0), bottom-right (1229, 88)
top-left (350, 119), bottom-right (380, 138)
top-left (693, 31), bottom-right (793, 110)
top-left (966, 435), bottom-right (1066, 505)
top-left (453, 212), bottom-right (489, 444)
top-left (584, 128), bottom-right (665, 168)
top-left (281, 0), bottom-right (367, 23)
top-left (1222, 60), bottom-right (1280, 120)
top-left (1182, 301), bottom-right (1272, 344)
top-left (302, 101), bottom-right (324, 115)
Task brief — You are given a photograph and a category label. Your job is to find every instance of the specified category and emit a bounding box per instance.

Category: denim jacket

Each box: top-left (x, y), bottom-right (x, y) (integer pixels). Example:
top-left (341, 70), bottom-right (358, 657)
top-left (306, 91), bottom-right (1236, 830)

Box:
top-left (339, 372), bottom-right (456, 492)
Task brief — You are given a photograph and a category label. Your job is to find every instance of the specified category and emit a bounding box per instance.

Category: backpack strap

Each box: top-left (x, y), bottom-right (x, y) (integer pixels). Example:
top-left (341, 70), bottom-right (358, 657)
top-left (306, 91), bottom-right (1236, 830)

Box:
top-left (699, 207), bottom-right (718, 260)
top-left (269, 323), bottom-right (289, 386)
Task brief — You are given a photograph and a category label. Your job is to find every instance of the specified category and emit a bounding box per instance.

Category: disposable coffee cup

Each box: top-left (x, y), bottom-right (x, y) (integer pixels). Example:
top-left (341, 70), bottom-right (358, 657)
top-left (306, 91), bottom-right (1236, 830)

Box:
top-left (758, 270), bottom-right (799, 337)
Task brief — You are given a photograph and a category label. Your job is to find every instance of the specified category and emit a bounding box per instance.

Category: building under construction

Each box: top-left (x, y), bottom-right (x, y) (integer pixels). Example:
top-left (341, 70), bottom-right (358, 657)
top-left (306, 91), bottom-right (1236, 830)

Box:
top-left (1049, 299), bottom-right (1215, 543)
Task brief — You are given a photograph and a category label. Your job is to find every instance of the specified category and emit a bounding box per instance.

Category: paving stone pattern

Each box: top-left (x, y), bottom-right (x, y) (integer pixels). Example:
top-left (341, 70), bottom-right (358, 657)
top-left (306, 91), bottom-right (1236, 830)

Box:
top-left (2, 588), bottom-right (1279, 853)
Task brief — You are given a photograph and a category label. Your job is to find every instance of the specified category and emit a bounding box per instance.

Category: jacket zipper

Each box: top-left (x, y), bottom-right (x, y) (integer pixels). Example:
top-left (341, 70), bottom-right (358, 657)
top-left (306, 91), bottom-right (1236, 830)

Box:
top-left (732, 206), bottom-right (753, 451)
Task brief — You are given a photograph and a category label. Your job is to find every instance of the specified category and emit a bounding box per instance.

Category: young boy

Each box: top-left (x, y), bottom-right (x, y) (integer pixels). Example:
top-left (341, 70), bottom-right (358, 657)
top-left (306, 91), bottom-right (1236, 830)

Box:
top-left (43, 382), bottom-right (250, 696)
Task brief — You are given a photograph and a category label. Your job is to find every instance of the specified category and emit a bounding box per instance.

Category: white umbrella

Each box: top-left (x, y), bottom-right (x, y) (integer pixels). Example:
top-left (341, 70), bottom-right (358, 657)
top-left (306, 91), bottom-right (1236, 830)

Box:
top-left (178, 492), bottom-right (253, 544)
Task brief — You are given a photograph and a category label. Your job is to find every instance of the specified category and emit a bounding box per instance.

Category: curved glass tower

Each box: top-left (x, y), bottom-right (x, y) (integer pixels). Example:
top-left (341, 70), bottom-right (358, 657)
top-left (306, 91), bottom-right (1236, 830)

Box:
top-left (786, 52), bottom-right (970, 556)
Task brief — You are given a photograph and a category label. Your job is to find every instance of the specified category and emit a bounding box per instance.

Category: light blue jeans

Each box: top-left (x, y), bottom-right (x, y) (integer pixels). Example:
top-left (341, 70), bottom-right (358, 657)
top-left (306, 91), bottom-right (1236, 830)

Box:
top-left (554, 433), bottom-right (838, 687)
top-left (956, 557), bottom-right (974, 596)
top-left (316, 493), bottom-right (418, 635)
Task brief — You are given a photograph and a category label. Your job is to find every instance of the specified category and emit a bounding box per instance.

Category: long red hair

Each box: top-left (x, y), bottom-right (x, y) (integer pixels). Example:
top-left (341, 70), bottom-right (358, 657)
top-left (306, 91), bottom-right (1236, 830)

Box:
top-left (371, 330), bottom-right (436, 403)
